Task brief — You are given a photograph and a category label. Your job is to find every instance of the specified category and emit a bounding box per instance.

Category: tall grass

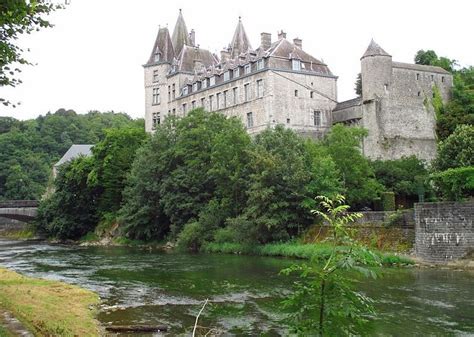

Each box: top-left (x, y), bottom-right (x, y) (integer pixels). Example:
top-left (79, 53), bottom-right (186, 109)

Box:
top-left (202, 242), bottom-right (414, 266)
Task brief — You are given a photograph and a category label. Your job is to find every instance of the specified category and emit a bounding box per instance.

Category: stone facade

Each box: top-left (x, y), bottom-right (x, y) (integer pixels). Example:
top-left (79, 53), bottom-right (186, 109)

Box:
top-left (334, 40), bottom-right (452, 161)
top-left (145, 12), bottom-right (452, 160)
top-left (415, 200), bottom-right (474, 263)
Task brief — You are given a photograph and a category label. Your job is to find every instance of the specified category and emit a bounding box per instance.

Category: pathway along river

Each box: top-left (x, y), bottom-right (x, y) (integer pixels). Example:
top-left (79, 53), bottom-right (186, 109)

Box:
top-left (0, 239), bottom-right (473, 336)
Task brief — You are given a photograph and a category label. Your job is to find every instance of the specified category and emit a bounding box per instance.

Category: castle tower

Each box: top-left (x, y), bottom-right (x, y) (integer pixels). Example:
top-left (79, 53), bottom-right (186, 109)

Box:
top-left (172, 9), bottom-right (192, 55)
top-left (360, 39), bottom-right (392, 101)
top-left (229, 17), bottom-right (252, 58)
top-left (144, 27), bottom-right (175, 132)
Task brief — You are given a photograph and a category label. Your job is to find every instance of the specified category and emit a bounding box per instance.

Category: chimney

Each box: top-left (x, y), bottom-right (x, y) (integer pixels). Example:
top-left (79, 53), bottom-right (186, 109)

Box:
top-left (293, 38), bottom-right (302, 49)
top-left (220, 49), bottom-right (230, 63)
top-left (189, 29), bottom-right (195, 46)
top-left (260, 32), bottom-right (271, 50)
top-left (277, 30), bottom-right (286, 40)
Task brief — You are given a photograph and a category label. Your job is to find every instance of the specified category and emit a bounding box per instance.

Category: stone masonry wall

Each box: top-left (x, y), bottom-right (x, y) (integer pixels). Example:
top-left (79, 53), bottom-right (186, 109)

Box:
top-left (415, 200), bottom-right (474, 263)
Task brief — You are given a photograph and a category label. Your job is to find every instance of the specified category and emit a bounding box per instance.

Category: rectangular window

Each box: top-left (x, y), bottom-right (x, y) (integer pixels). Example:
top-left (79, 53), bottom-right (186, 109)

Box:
top-left (152, 112), bottom-right (160, 129)
top-left (183, 86), bottom-right (188, 95)
top-left (153, 70), bottom-right (159, 82)
top-left (233, 87), bottom-right (238, 105)
top-left (292, 59), bottom-right (301, 71)
top-left (416, 73), bottom-right (420, 80)
top-left (209, 95), bottom-right (214, 111)
top-left (245, 64), bottom-right (251, 74)
top-left (210, 76), bottom-right (216, 86)
top-left (247, 112), bottom-right (253, 128)
top-left (295, 89), bottom-right (298, 97)
top-left (257, 59), bottom-right (264, 70)
top-left (287, 118), bottom-right (290, 124)
top-left (310, 91), bottom-right (314, 98)
top-left (224, 90), bottom-right (228, 108)
top-left (257, 79), bottom-right (264, 98)
top-left (314, 110), bottom-right (321, 127)
top-left (183, 103), bottom-right (187, 114)
top-left (193, 82), bottom-right (198, 92)
top-left (202, 79), bottom-right (208, 89)
top-left (192, 100), bottom-right (196, 109)
top-left (168, 85), bottom-right (171, 101)
top-left (217, 93), bottom-right (221, 109)
top-left (201, 97), bottom-right (205, 108)
top-left (224, 71), bottom-right (230, 81)
top-left (172, 108), bottom-right (176, 115)
top-left (442, 76), bottom-right (445, 82)
top-left (244, 83), bottom-right (250, 101)
top-left (234, 67), bottom-right (240, 78)
top-left (172, 84), bottom-right (175, 99)
top-left (152, 87), bottom-right (160, 105)
top-left (431, 74), bottom-right (434, 81)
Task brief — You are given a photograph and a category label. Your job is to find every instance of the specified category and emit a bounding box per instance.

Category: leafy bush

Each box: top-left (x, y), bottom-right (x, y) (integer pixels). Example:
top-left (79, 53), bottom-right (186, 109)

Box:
top-left (430, 166), bottom-right (474, 200)
top-left (176, 221), bottom-right (205, 251)
top-left (381, 192), bottom-right (396, 211)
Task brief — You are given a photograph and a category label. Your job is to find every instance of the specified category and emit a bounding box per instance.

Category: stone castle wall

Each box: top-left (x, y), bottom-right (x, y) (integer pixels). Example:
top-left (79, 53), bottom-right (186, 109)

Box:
top-left (415, 200), bottom-right (474, 263)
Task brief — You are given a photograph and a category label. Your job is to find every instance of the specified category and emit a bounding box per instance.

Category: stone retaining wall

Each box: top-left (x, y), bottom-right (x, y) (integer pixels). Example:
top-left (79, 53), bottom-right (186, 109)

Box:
top-left (0, 217), bottom-right (27, 235)
top-left (415, 200), bottom-right (474, 263)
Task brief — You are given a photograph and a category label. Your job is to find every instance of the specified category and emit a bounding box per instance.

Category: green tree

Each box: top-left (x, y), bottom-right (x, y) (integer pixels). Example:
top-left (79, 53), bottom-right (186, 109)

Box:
top-left (1, 0), bottom-right (62, 106)
top-left (354, 72), bottom-right (362, 96)
top-left (88, 127), bottom-right (147, 216)
top-left (434, 124), bottom-right (474, 171)
top-left (228, 126), bottom-right (314, 244)
top-left (414, 49), bottom-right (456, 72)
top-left (36, 156), bottom-right (99, 239)
top-left (324, 124), bottom-right (382, 209)
top-left (282, 195), bottom-right (377, 336)
top-left (371, 156), bottom-right (431, 204)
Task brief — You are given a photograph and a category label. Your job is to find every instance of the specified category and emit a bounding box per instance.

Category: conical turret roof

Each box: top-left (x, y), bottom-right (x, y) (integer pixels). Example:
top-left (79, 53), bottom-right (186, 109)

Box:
top-left (361, 39), bottom-right (391, 59)
top-left (229, 17), bottom-right (252, 59)
top-left (146, 27), bottom-right (175, 65)
top-left (172, 9), bottom-right (191, 56)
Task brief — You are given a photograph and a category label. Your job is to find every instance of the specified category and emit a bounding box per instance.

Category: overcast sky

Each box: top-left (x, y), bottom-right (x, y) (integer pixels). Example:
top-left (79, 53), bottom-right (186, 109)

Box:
top-left (1, 0), bottom-right (473, 120)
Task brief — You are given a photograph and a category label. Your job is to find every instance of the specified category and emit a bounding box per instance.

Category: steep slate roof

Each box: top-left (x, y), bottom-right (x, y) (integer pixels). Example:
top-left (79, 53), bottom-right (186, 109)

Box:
top-left (54, 145), bottom-right (93, 168)
top-left (361, 39), bottom-right (391, 59)
top-left (267, 38), bottom-right (333, 76)
top-left (172, 9), bottom-right (192, 55)
top-left (146, 27), bottom-right (175, 66)
top-left (392, 62), bottom-right (451, 74)
top-left (229, 18), bottom-right (253, 59)
top-left (333, 97), bottom-right (362, 111)
top-left (176, 45), bottom-right (219, 73)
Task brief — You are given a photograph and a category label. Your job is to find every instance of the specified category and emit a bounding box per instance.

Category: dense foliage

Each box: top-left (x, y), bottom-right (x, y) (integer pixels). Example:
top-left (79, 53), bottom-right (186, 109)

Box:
top-left (36, 126), bottom-right (146, 239)
top-left (431, 125), bottom-right (474, 200)
top-left (1, 0), bottom-right (62, 106)
top-left (0, 109), bottom-right (143, 201)
top-left (414, 50), bottom-right (473, 140)
top-left (119, 110), bottom-right (375, 248)
top-left (371, 156), bottom-right (432, 206)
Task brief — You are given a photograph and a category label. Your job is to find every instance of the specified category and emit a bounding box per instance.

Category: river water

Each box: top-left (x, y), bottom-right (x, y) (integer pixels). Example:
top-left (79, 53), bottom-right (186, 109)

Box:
top-left (0, 239), bottom-right (473, 336)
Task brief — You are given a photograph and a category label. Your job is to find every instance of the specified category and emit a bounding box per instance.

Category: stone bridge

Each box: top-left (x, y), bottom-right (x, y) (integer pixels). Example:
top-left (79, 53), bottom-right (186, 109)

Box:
top-left (0, 200), bottom-right (39, 222)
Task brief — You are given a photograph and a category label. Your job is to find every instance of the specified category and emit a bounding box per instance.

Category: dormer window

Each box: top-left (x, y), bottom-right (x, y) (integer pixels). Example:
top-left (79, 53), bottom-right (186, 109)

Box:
top-left (224, 71), bottom-right (230, 81)
top-left (193, 82), bottom-right (198, 92)
top-left (234, 67), bottom-right (240, 78)
top-left (245, 64), bottom-right (251, 74)
top-left (292, 59), bottom-right (301, 71)
top-left (202, 79), bottom-right (208, 89)
top-left (182, 86), bottom-right (188, 95)
top-left (209, 76), bottom-right (216, 86)
top-left (257, 59), bottom-right (264, 70)
top-left (154, 53), bottom-right (161, 62)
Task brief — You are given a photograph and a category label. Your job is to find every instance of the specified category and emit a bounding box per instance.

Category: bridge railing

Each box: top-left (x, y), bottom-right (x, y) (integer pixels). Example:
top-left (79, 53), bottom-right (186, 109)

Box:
top-left (0, 200), bottom-right (39, 208)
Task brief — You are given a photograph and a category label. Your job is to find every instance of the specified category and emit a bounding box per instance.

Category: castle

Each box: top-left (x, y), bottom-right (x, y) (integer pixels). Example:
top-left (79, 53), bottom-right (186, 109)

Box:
top-left (144, 10), bottom-right (452, 161)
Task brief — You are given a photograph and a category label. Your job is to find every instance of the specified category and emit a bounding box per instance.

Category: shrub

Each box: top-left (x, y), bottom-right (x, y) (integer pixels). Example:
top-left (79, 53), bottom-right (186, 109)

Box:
top-left (381, 192), bottom-right (396, 211)
top-left (430, 166), bottom-right (474, 200)
top-left (176, 221), bottom-right (205, 251)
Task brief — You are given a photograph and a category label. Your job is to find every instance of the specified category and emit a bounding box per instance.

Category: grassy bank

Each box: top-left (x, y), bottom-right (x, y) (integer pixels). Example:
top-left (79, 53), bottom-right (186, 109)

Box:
top-left (202, 242), bottom-right (414, 266)
top-left (0, 268), bottom-right (100, 336)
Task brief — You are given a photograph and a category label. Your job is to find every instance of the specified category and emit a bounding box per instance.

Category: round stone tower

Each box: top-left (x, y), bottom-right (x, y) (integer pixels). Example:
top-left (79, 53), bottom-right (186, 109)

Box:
top-left (360, 39), bottom-right (392, 101)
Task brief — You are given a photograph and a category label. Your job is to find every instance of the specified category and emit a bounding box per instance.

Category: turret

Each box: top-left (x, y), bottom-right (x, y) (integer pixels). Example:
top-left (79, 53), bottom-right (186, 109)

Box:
top-left (360, 39), bottom-right (392, 101)
top-left (172, 9), bottom-right (191, 55)
top-left (229, 17), bottom-right (252, 58)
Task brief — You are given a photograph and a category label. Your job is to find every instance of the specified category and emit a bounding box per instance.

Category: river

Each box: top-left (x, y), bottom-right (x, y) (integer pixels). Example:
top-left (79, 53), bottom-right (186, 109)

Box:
top-left (0, 239), bottom-right (473, 336)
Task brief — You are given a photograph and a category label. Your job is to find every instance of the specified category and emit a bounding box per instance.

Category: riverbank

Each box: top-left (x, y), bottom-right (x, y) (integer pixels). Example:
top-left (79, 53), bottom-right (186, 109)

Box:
top-left (201, 241), bottom-right (415, 266)
top-left (0, 268), bottom-right (100, 336)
